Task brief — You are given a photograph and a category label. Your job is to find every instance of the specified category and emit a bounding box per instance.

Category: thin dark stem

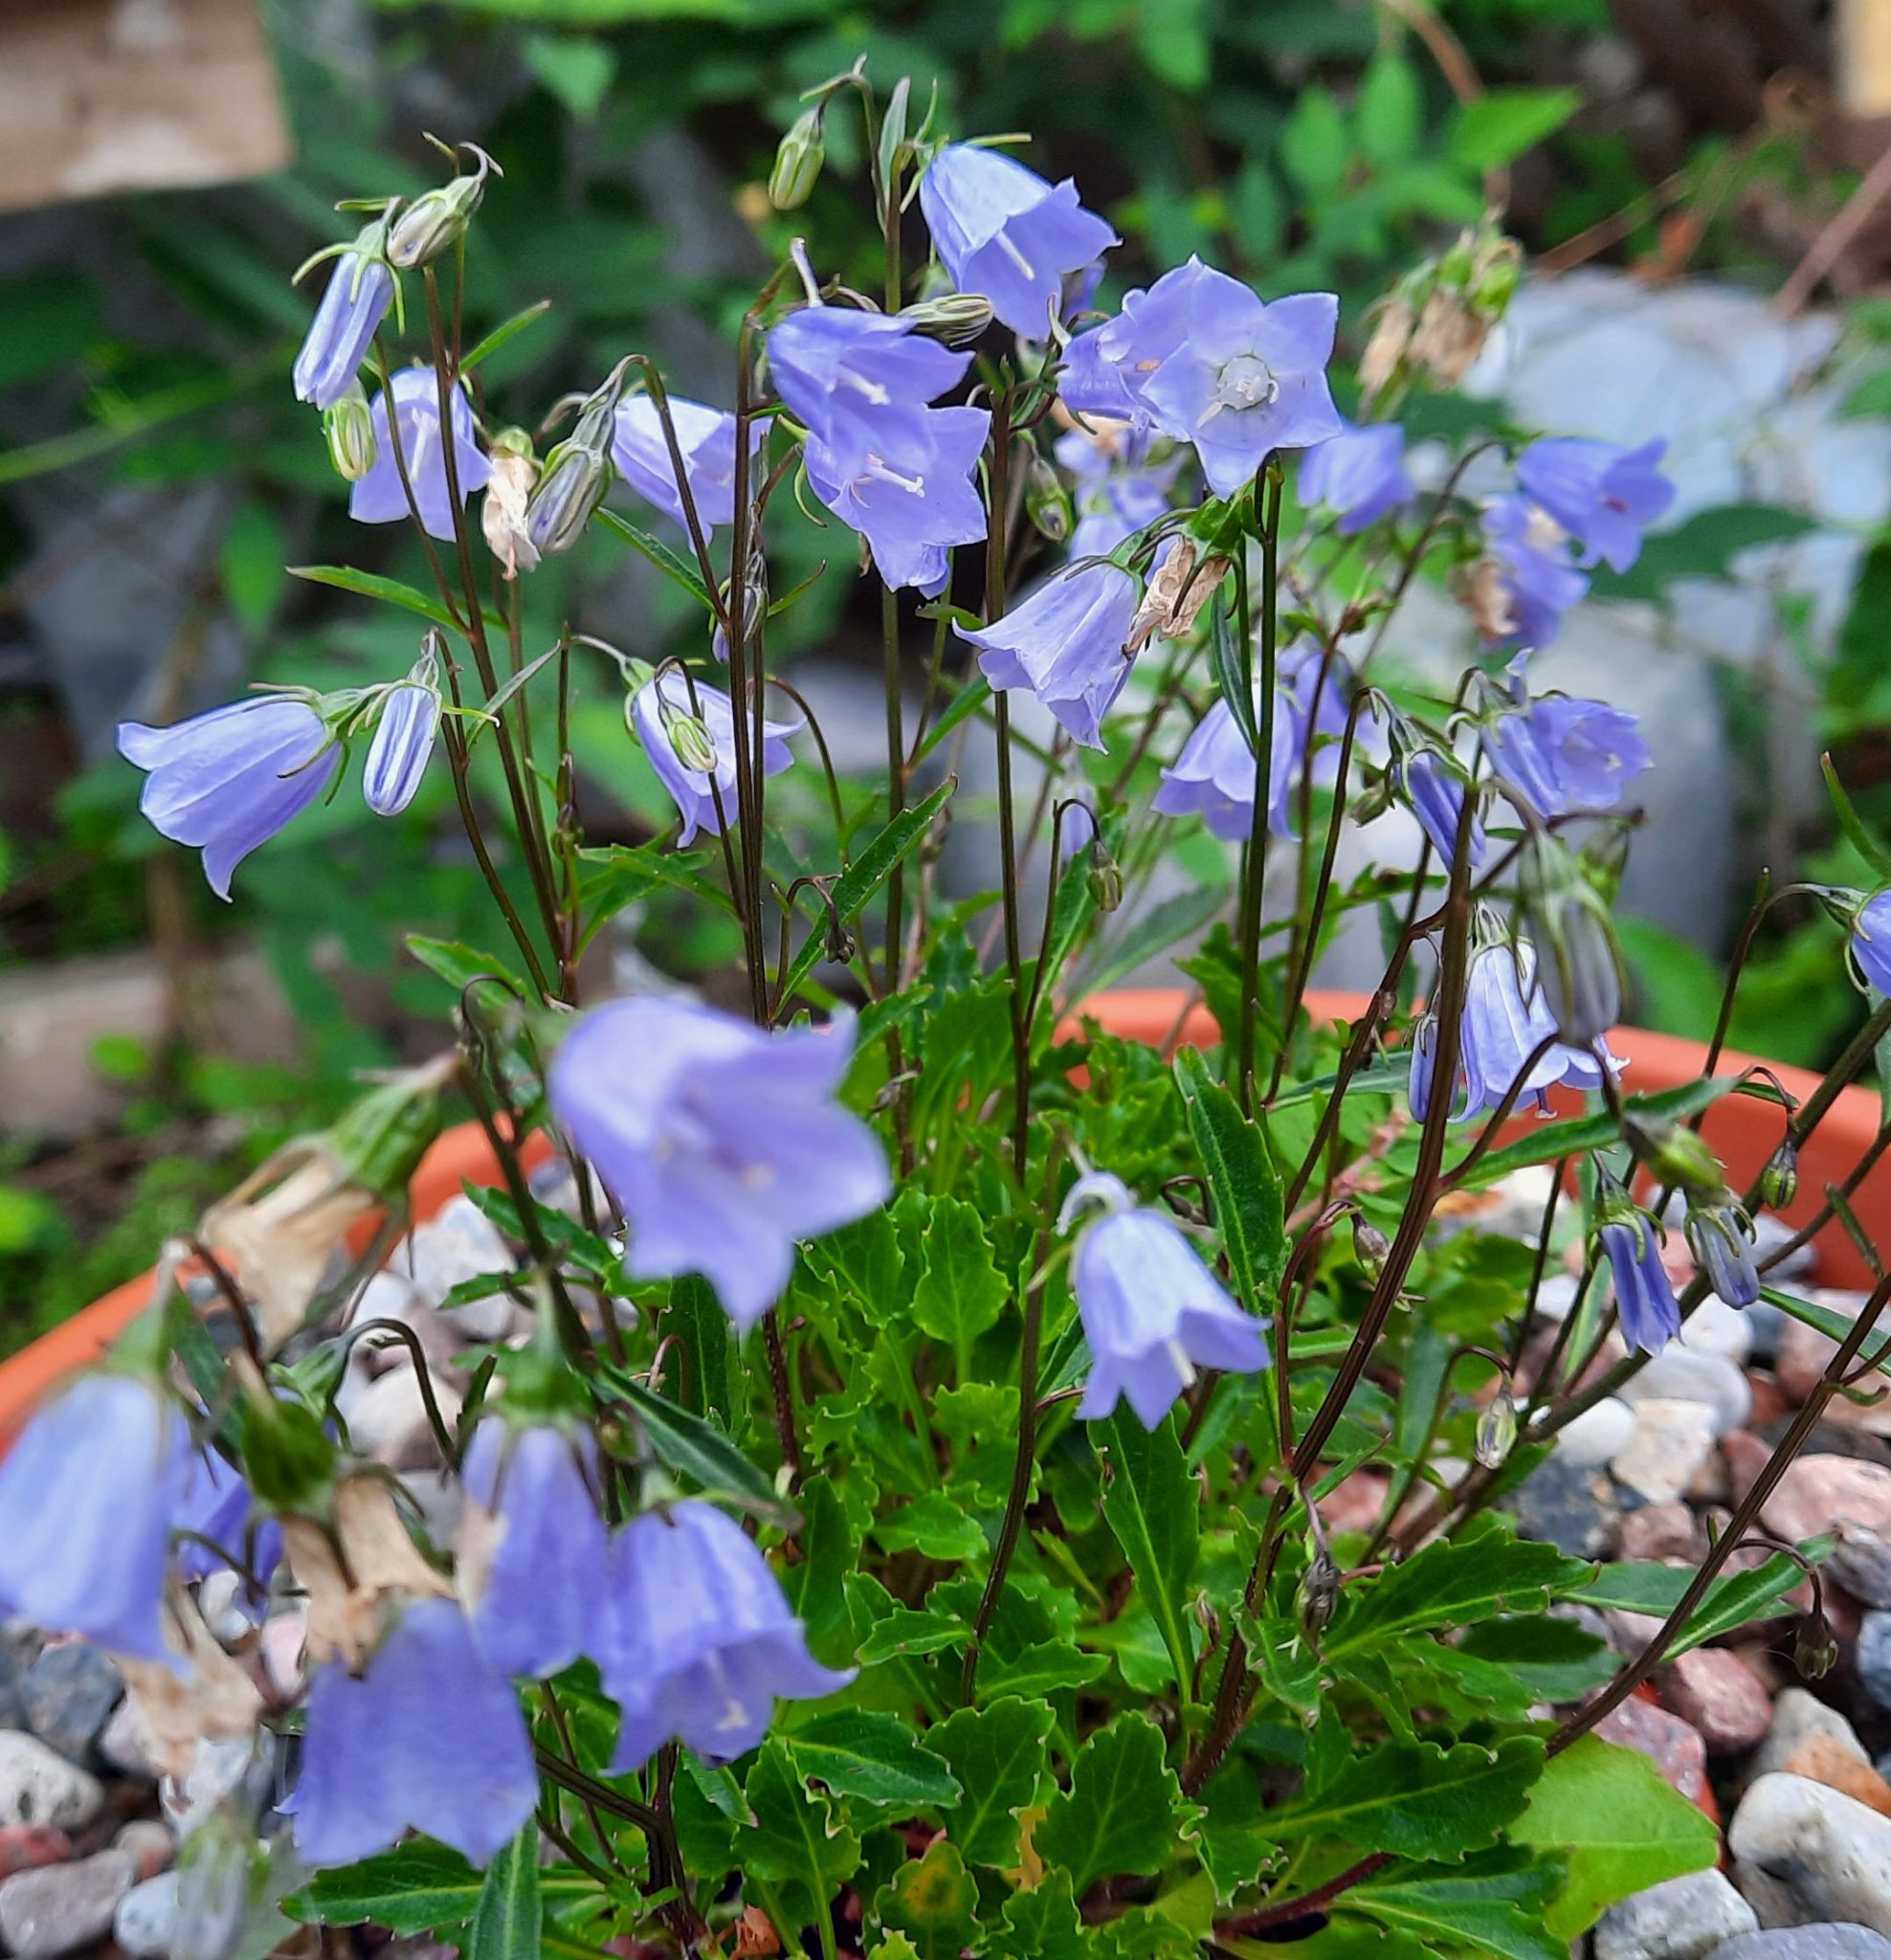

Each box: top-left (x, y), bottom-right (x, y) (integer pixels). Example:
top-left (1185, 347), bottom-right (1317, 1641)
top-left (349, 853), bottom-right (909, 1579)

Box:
top-left (1235, 466), bottom-right (1282, 1114)
top-left (763, 1311), bottom-right (804, 1490)
top-left (1215, 1853), bottom-right (1394, 1939)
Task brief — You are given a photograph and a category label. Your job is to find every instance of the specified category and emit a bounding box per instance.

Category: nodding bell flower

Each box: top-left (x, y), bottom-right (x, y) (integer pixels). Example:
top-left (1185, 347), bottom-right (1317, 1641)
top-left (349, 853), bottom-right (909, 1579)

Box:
top-left (385, 145), bottom-right (497, 270)
top-left (550, 996), bottom-right (890, 1329)
top-left (1390, 745), bottom-right (1486, 871)
top-left (1516, 436), bottom-right (1676, 574)
top-left (457, 1397), bottom-right (608, 1681)
top-left (1298, 418), bottom-right (1413, 534)
top-left (612, 395), bottom-right (761, 535)
top-left (596, 1500), bottom-right (855, 1771)
top-left (117, 695), bottom-right (341, 901)
top-left (1485, 679), bottom-right (1651, 822)
top-left (292, 217), bottom-right (395, 412)
top-left (1849, 888), bottom-right (1891, 995)
top-left (1054, 421), bottom-right (1179, 562)
top-left (526, 364), bottom-right (628, 558)
top-left (480, 428), bottom-right (540, 580)
top-left (1685, 1195), bottom-right (1761, 1309)
top-left (1472, 497), bottom-right (1589, 651)
top-left (292, 1596), bottom-right (537, 1869)
top-left (629, 669), bottom-right (800, 848)
top-left (962, 563), bottom-right (1139, 751)
top-left (918, 143), bottom-right (1118, 341)
top-left (1060, 1171), bottom-right (1271, 1430)
top-left (769, 106), bottom-right (827, 211)
top-left (1594, 1203), bottom-right (1682, 1354)
top-left (349, 368), bottom-right (492, 542)
top-left (322, 383), bottom-right (378, 483)
top-left (1520, 835), bottom-right (1624, 1047)
top-left (0, 1328), bottom-right (190, 1660)
top-left (363, 674), bottom-right (440, 817)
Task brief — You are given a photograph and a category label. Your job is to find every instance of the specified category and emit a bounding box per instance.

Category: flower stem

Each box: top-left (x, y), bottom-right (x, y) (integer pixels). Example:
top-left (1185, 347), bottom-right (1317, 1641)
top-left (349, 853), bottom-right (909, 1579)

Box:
top-left (1235, 465), bottom-right (1282, 1113)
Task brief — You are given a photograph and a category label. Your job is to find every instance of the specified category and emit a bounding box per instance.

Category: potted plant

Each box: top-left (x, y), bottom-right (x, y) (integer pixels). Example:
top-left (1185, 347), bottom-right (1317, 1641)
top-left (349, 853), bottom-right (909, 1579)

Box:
top-left (6, 78), bottom-right (1889, 1960)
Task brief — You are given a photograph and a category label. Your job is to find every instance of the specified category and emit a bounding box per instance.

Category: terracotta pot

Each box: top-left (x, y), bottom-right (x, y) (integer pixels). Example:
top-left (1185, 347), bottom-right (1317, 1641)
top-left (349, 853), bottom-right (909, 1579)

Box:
top-left (3, 986), bottom-right (1880, 1437)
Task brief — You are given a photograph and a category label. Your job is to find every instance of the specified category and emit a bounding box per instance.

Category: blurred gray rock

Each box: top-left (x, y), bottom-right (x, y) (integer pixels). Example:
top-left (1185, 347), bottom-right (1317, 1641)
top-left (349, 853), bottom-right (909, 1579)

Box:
top-left (1620, 1348), bottom-right (1752, 1437)
top-left (1595, 1868), bottom-right (1757, 1960)
top-left (1713, 1934), bottom-right (1891, 1960)
top-left (1729, 1773), bottom-right (1891, 1931)
top-left (1613, 1397), bottom-right (1720, 1504)
top-left (0, 1734), bottom-right (102, 1830)
top-left (1752, 1689), bottom-right (1869, 1782)
top-left (19, 1646), bottom-right (120, 1764)
top-left (1513, 1454), bottom-right (1620, 1556)
top-left (112, 1870), bottom-right (178, 1959)
top-left (0, 1846), bottom-right (136, 1956)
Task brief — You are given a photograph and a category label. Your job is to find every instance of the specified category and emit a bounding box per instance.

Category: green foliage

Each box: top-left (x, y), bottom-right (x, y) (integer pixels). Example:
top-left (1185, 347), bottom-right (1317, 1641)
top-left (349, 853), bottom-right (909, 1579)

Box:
top-left (1034, 1715), bottom-right (1185, 1895)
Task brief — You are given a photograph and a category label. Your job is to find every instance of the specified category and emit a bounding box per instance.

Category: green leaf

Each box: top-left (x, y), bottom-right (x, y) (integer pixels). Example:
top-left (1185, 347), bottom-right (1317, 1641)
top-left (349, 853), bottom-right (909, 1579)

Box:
top-left (905, 1194), bottom-right (1010, 1354)
top-left (461, 300), bottom-right (554, 375)
top-left (406, 934), bottom-right (526, 998)
top-left (784, 1476), bottom-right (857, 1667)
top-left (874, 1838), bottom-right (979, 1960)
top-left (1454, 1616), bottom-right (1617, 1702)
top-left (1344, 1852), bottom-right (1564, 1960)
top-left (283, 1841), bottom-right (485, 1932)
top-left (776, 778), bottom-right (956, 1003)
top-left (1099, 1412), bottom-right (1200, 1707)
top-left (1174, 1047), bottom-right (1286, 1308)
top-left (523, 32), bottom-right (617, 117)
top-left (926, 1698), bottom-right (1055, 1867)
top-left (220, 502), bottom-right (286, 634)
top-left (978, 1637), bottom-right (1108, 1700)
top-left (1454, 1077), bottom-right (1734, 1189)
top-left (1207, 597), bottom-right (1257, 754)
top-left (0, 274), bottom-right (100, 390)
top-left (1329, 1530), bottom-right (1595, 1654)
top-left (1136, 0), bottom-right (1210, 90)
top-left (804, 1210), bottom-right (905, 1324)
top-left (737, 1739), bottom-right (864, 1949)
top-left (1034, 1714), bottom-right (1183, 1895)
top-left (1824, 753), bottom-right (1891, 882)
top-left (593, 507), bottom-right (716, 608)
top-left (1509, 1735), bottom-right (1717, 1938)
top-left (662, 1273), bottom-right (733, 1418)
top-left (787, 1709), bottom-right (961, 1809)
top-left (873, 1491), bottom-right (989, 1563)
top-left (469, 1823), bottom-right (542, 1960)
top-left (856, 1602), bottom-right (967, 1666)
top-left (1567, 1551), bottom-right (1811, 1657)
top-left (1448, 88), bottom-right (1581, 170)
top-left (1270, 1738), bottom-right (1544, 1860)
top-left (603, 1370), bottom-right (794, 1525)
top-left (1766, 1284), bottom-right (1891, 1374)
top-left (1359, 56), bottom-right (1422, 166)
top-left (1280, 86), bottom-right (1351, 193)
top-left (987, 1871), bottom-right (1084, 1960)
top-left (290, 564), bottom-right (496, 633)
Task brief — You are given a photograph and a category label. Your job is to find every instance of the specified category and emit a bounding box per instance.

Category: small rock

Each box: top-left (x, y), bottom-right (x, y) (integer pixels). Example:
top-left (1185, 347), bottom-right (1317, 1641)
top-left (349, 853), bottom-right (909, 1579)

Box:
top-left (111, 1871), bottom-right (178, 1960)
top-left (1858, 1612), bottom-right (1891, 1714)
top-left (392, 1193), bottom-right (514, 1309)
top-left (1316, 1471), bottom-right (1390, 1536)
top-left (1728, 1773), bottom-right (1891, 1932)
top-left (0, 1829), bottom-right (70, 1881)
top-left (1606, 1608), bottom-right (1670, 1656)
top-left (1534, 1271), bottom-right (1582, 1322)
top-left (1785, 1734), bottom-right (1891, 1819)
top-left (1763, 1455), bottom-right (1891, 1547)
top-left (1620, 1502), bottom-right (1707, 1564)
top-left (19, 1646), bottom-right (121, 1764)
top-left (112, 1820), bottom-right (173, 1881)
top-left (1752, 1213), bottom-right (1818, 1283)
top-left (338, 1365), bottom-right (461, 1472)
top-left (1513, 1454), bottom-right (1621, 1557)
top-left (1595, 1695), bottom-right (1713, 1813)
top-left (1621, 1348), bottom-right (1753, 1437)
top-left (1552, 1396), bottom-right (1636, 1469)
top-left (0, 1734), bottom-right (103, 1829)
top-left (96, 1700), bottom-right (157, 1782)
top-left (1613, 1397), bottom-right (1720, 1504)
top-left (1595, 1868), bottom-right (1757, 1960)
top-left (1684, 1298), bottom-right (1757, 1366)
top-left (1725, 1430), bottom-right (1774, 1504)
top-left (1742, 1298), bottom-right (1788, 1368)
top-left (1777, 1291), bottom-right (1891, 1420)
top-left (1712, 1932), bottom-right (1891, 1959)
top-left (1662, 1648), bottom-right (1772, 1753)
top-left (0, 1848), bottom-right (137, 1956)
top-left (1752, 1688), bottom-right (1870, 1781)
top-left (1835, 1527), bottom-right (1891, 1610)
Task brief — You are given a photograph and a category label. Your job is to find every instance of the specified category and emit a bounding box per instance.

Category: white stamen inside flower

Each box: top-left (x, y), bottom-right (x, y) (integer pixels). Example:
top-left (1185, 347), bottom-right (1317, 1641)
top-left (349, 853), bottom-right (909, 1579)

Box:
top-left (860, 456), bottom-right (926, 496)
top-left (1166, 1337), bottom-right (1198, 1391)
top-left (1202, 352), bottom-right (1279, 424)
top-left (997, 231), bottom-right (1037, 280)
top-left (702, 1650), bottom-right (752, 1732)
top-left (841, 371), bottom-right (891, 407)
top-left (1524, 506), bottom-right (1568, 551)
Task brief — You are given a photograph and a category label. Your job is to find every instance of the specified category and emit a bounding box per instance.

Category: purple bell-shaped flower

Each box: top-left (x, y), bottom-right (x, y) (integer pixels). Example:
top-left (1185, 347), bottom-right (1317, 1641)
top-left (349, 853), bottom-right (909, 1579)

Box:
top-left (1516, 436), bottom-right (1676, 573)
top-left (1851, 889), bottom-right (1891, 995)
top-left (1476, 497), bottom-right (1590, 651)
top-left (962, 563), bottom-right (1139, 750)
top-left (549, 997), bottom-right (891, 1329)
top-left (1298, 419), bottom-right (1413, 535)
top-left (292, 1597), bottom-right (537, 1868)
top-left (1391, 748), bottom-right (1486, 870)
top-left (292, 222), bottom-right (395, 412)
top-left (628, 670), bottom-right (800, 849)
top-left (919, 144), bottom-right (1118, 341)
top-left (349, 369), bottom-right (492, 542)
top-left (117, 697), bottom-right (341, 902)
top-left (1061, 1172), bottom-right (1270, 1429)
top-left (457, 1415), bottom-right (609, 1681)
top-left (1485, 684), bottom-right (1650, 822)
top-left (1596, 1214), bottom-right (1681, 1355)
top-left (596, 1500), bottom-right (854, 1771)
top-left (612, 395), bottom-right (762, 533)
top-left (363, 682), bottom-right (440, 817)
top-left (0, 1369), bottom-right (191, 1660)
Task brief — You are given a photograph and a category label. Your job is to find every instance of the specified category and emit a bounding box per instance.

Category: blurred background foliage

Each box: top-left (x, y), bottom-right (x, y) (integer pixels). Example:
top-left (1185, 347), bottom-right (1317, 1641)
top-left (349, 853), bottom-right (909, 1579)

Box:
top-left (0, 0), bottom-right (1883, 1339)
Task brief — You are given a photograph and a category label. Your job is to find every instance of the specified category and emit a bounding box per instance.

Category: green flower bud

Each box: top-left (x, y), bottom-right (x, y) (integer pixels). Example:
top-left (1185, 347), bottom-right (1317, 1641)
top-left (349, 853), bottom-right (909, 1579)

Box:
top-left (1352, 1214), bottom-right (1390, 1281)
top-left (1624, 1116), bottom-right (1725, 1199)
top-left (1476, 1390), bottom-right (1518, 1470)
top-left (322, 382), bottom-right (377, 482)
top-left (238, 1385), bottom-right (335, 1514)
top-left (668, 712), bottom-right (718, 774)
top-left (1023, 449), bottom-right (1074, 545)
top-left (1300, 1545), bottom-right (1340, 1637)
top-left (769, 107), bottom-right (827, 211)
top-left (1762, 1136), bottom-right (1799, 1212)
top-left (1086, 843), bottom-right (1124, 914)
top-left (899, 292), bottom-right (996, 345)
top-left (1794, 1607), bottom-right (1839, 1681)
top-left (1522, 836), bottom-right (1623, 1047)
top-left (387, 148), bottom-right (496, 270)
top-left (324, 1053), bottom-right (457, 1201)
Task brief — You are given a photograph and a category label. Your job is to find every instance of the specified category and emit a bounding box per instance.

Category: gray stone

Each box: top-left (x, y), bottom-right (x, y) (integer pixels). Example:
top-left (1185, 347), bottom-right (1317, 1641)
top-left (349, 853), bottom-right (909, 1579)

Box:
top-left (1596, 1869), bottom-right (1757, 1960)
top-left (0, 1847), bottom-right (137, 1956)
top-left (112, 1871), bottom-right (178, 1959)
top-left (1752, 1689), bottom-right (1869, 1782)
top-left (1744, 1298), bottom-right (1788, 1367)
top-left (1619, 1348), bottom-right (1753, 1437)
top-left (0, 1734), bottom-right (102, 1829)
top-left (1512, 1453), bottom-right (1621, 1557)
top-left (1683, 1298), bottom-right (1757, 1366)
top-left (18, 1645), bottom-right (121, 1764)
top-left (1728, 1773), bottom-right (1891, 1932)
top-left (112, 1819), bottom-right (173, 1881)
top-left (97, 1697), bottom-right (157, 1780)
top-left (1858, 1612), bottom-right (1891, 1714)
top-left (1613, 1397), bottom-right (1721, 1504)
top-left (1552, 1396), bottom-right (1637, 1469)
top-left (336, 1363), bottom-right (461, 1472)
top-left (391, 1193), bottom-right (514, 1309)
top-left (1713, 1931), bottom-right (1891, 1959)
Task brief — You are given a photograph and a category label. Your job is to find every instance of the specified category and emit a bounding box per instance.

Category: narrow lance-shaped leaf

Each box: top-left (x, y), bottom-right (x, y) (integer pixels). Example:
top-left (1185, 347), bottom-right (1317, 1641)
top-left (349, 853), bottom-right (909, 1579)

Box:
top-left (1098, 1411), bottom-right (1199, 1709)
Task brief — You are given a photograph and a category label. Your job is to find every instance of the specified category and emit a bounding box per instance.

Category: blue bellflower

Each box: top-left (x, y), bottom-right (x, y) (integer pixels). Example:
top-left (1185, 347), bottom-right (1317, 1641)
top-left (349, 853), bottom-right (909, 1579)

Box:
top-left (597, 1501), bottom-right (854, 1771)
top-left (1486, 687), bottom-right (1651, 821)
top-left (1298, 420), bottom-right (1413, 534)
top-left (1516, 437), bottom-right (1676, 573)
top-left (629, 670), bottom-right (800, 849)
top-left (118, 698), bottom-right (341, 902)
top-left (1852, 889), bottom-right (1891, 994)
top-left (293, 245), bottom-right (395, 412)
top-left (1478, 496), bottom-right (1590, 650)
top-left (549, 998), bottom-right (891, 1329)
top-left (1393, 749), bottom-right (1486, 870)
top-left (1686, 1201), bottom-right (1761, 1308)
top-left (1061, 1172), bottom-right (1269, 1429)
top-left (363, 682), bottom-right (439, 817)
top-left (457, 1417), bottom-right (609, 1681)
top-left (919, 144), bottom-right (1118, 340)
top-left (293, 1597), bottom-right (537, 1868)
top-left (1596, 1216), bottom-right (1681, 1355)
top-left (0, 1371), bottom-right (191, 1661)
top-left (612, 395), bottom-right (762, 533)
top-left (962, 563), bottom-right (1140, 749)
top-left (349, 369), bottom-right (492, 542)
top-left (172, 1443), bottom-right (280, 1593)
top-left (1054, 425), bottom-right (1178, 562)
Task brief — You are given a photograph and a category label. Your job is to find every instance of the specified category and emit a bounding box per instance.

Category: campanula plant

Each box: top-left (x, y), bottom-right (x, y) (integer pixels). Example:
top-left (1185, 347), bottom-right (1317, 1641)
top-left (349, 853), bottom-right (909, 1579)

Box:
top-left (24, 65), bottom-right (1891, 1960)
